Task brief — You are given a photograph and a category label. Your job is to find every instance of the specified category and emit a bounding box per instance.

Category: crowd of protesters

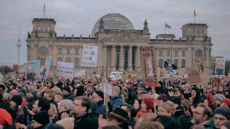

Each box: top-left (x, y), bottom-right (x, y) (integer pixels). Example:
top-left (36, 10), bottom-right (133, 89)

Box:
top-left (1, 73), bottom-right (230, 129)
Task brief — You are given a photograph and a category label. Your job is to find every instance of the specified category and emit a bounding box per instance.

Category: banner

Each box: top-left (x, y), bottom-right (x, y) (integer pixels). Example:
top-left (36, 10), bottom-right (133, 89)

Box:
top-left (145, 57), bottom-right (153, 77)
top-left (41, 56), bottom-right (52, 78)
top-left (74, 69), bottom-right (86, 77)
top-left (56, 61), bottom-right (74, 78)
top-left (21, 60), bottom-right (41, 80)
top-left (215, 57), bottom-right (225, 75)
top-left (82, 45), bottom-right (98, 67)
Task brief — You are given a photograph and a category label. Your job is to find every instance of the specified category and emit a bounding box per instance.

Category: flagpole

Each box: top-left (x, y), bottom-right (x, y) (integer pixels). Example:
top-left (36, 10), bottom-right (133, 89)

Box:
top-left (43, 3), bottom-right (46, 18)
top-left (193, 9), bottom-right (196, 23)
top-left (164, 23), bottom-right (166, 34)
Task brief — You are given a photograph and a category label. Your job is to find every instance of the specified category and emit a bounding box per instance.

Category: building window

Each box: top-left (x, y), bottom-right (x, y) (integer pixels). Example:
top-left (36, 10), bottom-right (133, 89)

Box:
top-left (158, 59), bottom-right (163, 67)
top-left (74, 57), bottom-right (79, 68)
top-left (115, 47), bottom-right (120, 70)
top-left (66, 48), bottom-right (71, 55)
top-left (181, 59), bottom-right (186, 68)
top-left (75, 48), bottom-right (79, 55)
top-left (39, 47), bottom-right (48, 57)
top-left (124, 47), bottom-right (128, 70)
top-left (58, 48), bottom-right (62, 55)
top-left (159, 50), bottom-right (163, 56)
top-left (167, 50), bottom-right (171, 57)
top-left (195, 49), bottom-right (203, 59)
top-left (57, 57), bottom-right (63, 62)
top-left (174, 50), bottom-right (178, 57)
top-left (174, 59), bottom-right (178, 66)
top-left (65, 57), bottom-right (71, 63)
top-left (182, 50), bottom-right (186, 57)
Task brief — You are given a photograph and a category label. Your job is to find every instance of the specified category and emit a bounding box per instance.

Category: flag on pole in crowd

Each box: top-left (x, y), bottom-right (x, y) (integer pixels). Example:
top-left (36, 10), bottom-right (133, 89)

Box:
top-left (164, 61), bottom-right (177, 74)
top-left (165, 23), bottom-right (172, 29)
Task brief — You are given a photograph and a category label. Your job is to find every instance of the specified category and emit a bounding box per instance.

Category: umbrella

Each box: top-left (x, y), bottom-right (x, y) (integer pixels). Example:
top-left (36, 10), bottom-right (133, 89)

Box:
top-left (145, 82), bottom-right (159, 87)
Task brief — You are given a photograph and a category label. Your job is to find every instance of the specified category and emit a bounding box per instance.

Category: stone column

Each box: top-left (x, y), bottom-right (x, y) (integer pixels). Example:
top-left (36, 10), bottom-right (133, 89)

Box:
top-left (128, 46), bottom-right (132, 71)
top-left (111, 46), bottom-right (115, 71)
top-left (119, 46), bottom-right (124, 71)
top-left (136, 46), bottom-right (141, 73)
top-left (104, 46), bottom-right (107, 76)
top-left (188, 47), bottom-right (192, 68)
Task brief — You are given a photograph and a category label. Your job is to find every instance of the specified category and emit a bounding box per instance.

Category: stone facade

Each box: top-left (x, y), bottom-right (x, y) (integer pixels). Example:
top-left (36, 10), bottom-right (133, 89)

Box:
top-left (26, 13), bottom-right (213, 77)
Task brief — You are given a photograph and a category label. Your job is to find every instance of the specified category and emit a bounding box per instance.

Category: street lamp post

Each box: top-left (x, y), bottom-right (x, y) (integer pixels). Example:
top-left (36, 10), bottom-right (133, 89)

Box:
top-left (17, 37), bottom-right (21, 65)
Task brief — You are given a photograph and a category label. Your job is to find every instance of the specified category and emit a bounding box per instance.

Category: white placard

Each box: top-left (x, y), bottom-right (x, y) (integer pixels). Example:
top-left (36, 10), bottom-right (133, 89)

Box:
top-left (82, 45), bottom-right (98, 67)
top-left (104, 83), bottom-right (112, 96)
top-left (56, 61), bottom-right (74, 78)
top-left (74, 69), bottom-right (86, 77)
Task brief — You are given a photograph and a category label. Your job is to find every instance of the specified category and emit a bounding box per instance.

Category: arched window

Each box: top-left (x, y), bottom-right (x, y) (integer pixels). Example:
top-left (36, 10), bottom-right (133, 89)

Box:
top-left (39, 47), bottom-right (48, 56)
top-left (181, 59), bottom-right (186, 68)
top-left (57, 48), bottom-right (62, 55)
top-left (65, 57), bottom-right (71, 63)
top-left (159, 50), bottom-right (163, 56)
top-left (75, 48), bottom-right (79, 55)
top-left (174, 50), bottom-right (178, 57)
top-left (158, 59), bottom-right (163, 67)
top-left (182, 50), bottom-right (186, 57)
top-left (167, 50), bottom-right (171, 57)
top-left (66, 48), bottom-right (71, 55)
top-left (195, 49), bottom-right (203, 58)
top-left (74, 57), bottom-right (79, 68)
top-left (174, 59), bottom-right (178, 66)
top-left (57, 57), bottom-right (63, 62)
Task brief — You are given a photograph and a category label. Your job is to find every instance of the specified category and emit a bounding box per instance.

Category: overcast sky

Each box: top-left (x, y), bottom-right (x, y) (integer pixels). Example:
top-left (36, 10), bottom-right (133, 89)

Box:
top-left (0, 0), bottom-right (230, 64)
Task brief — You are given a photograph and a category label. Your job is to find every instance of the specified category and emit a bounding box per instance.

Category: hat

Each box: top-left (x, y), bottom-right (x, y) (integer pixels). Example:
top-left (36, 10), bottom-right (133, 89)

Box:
top-left (58, 99), bottom-right (73, 111)
top-left (94, 90), bottom-right (104, 99)
top-left (168, 96), bottom-right (181, 106)
top-left (62, 86), bottom-right (71, 93)
top-left (222, 98), bottom-right (230, 106)
top-left (108, 107), bottom-right (130, 125)
top-left (11, 95), bottom-right (22, 105)
top-left (0, 108), bottom-right (12, 126)
top-left (214, 94), bottom-right (225, 102)
top-left (143, 97), bottom-right (154, 110)
top-left (158, 94), bottom-right (169, 102)
top-left (214, 107), bottom-right (230, 120)
top-left (181, 99), bottom-right (191, 110)
top-left (33, 111), bottom-right (50, 125)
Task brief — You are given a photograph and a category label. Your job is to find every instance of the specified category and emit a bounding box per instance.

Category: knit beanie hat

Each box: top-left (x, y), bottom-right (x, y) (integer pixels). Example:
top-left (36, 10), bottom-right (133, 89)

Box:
top-left (58, 99), bottom-right (73, 111)
top-left (33, 111), bottom-right (50, 125)
top-left (11, 95), bottom-right (22, 105)
top-left (94, 90), bottom-right (104, 99)
top-left (143, 97), bottom-right (154, 110)
top-left (214, 107), bottom-right (230, 120)
top-left (214, 94), bottom-right (225, 103)
top-left (168, 96), bottom-right (181, 106)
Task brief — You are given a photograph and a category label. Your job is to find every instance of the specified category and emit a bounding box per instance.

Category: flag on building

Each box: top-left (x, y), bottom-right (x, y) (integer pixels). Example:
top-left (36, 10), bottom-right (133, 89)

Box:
top-left (165, 23), bottom-right (171, 29)
top-left (164, 61), bottom-right (177, 71)
top-left (194, 9), bottom-right (197, 17)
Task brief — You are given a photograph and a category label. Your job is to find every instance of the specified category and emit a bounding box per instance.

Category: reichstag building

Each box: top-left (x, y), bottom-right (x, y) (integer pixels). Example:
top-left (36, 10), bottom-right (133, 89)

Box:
top-left (26, 13), bottom-right (212, 76)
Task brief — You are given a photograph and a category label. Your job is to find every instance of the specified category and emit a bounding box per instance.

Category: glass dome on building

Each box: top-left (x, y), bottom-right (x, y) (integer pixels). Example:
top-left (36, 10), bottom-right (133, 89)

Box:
top-left (91, 13), bottom-right (134, 36)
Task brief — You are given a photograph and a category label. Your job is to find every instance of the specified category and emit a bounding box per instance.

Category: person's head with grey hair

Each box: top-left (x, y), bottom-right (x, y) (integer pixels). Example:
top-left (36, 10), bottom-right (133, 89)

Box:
top-left (112, 86), bottom-right (121, 97)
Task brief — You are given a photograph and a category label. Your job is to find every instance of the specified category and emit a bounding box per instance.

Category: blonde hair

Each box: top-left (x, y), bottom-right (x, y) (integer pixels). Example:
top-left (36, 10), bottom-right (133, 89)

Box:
top-left (158, 101), bottom-right (176, 114)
